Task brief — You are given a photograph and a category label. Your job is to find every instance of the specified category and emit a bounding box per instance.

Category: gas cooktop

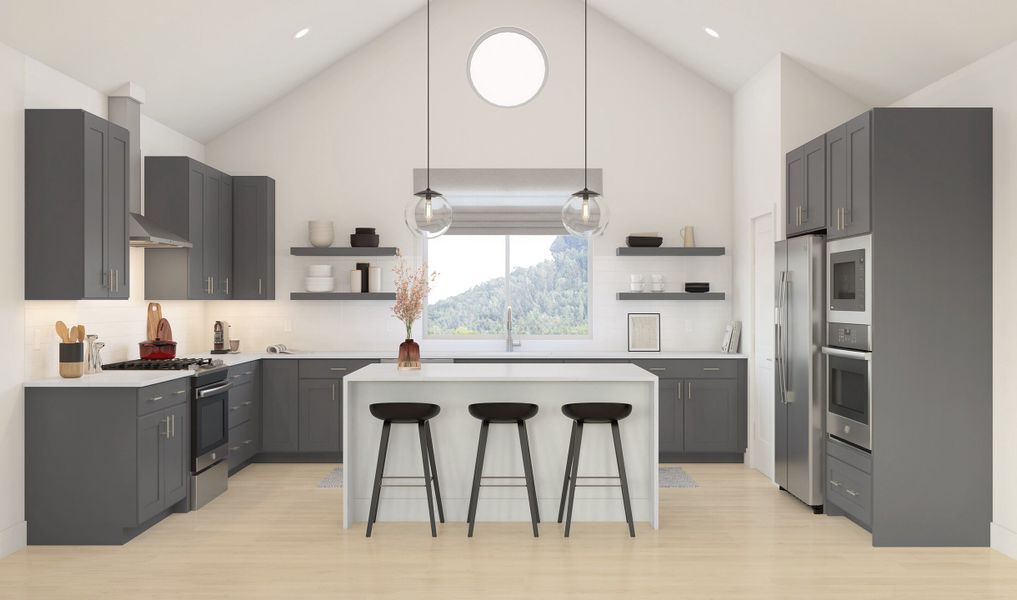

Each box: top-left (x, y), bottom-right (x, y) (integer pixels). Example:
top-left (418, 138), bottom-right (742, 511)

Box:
top-left (103, 358), bottom-right (221, 371)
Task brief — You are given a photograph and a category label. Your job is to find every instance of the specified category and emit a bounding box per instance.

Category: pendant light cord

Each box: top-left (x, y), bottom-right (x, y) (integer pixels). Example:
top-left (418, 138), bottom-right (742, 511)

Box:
top-left (426, 0), bottom-right (431, 190)
top-left (584, 0), bottom-right (588, 190)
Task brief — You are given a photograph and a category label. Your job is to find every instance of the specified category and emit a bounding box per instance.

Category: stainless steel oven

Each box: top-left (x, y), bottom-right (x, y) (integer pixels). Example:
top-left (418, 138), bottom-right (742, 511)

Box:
top-left (823, 323), bottom-right (871, 450)
top-left (190, 367), bottom-right (231, 509)
top-left (827, 234), bottom-right (871, 326)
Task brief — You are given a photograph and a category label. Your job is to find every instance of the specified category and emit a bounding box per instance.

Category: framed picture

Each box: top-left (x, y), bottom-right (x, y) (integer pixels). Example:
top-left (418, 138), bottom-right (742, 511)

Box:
top-left (628, 313), bottom-right (661, 352)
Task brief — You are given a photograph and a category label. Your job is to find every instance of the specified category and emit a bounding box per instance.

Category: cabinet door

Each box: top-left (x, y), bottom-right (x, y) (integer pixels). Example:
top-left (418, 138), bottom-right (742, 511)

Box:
top-left (826, 123), bottom-right (847, 235)
top-left (298, 379), bottom-right (341, 453)
top-left (801, 134), bottom-right (826, 233)
top-left (232, 177), bottom-right (275, 299)
top-left (106, 122), bottom-right (130, 299)
top-left (186, 162), bottom-right (207, 298)
top-left (137, 411), bottom-right (167, 523)
top-left (657, 378), bottom-right (684, 458)
top-left (162, 402), bottom-right (189, 508)
top-left (219, 173), bottom-right (233, 298)
top-left (842, 111), bottom-right (871, 237)
top-left (785, 146), bottom-right (806, 237)
top-left (684, 379), bottom-right (740, 453)
top-left (201, 168), bottom-right (221, 297)
top-left (82, 113), bottom-right (108, 299)
top-left (262, 360), bottom-right (299, 452)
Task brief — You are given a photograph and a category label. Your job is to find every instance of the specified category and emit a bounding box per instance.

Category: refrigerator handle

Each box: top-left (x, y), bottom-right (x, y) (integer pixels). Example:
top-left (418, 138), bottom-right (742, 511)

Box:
top-left (782, 275), bottom-right (791, 395)
top-left (775, 271), bottom-right (788, 404)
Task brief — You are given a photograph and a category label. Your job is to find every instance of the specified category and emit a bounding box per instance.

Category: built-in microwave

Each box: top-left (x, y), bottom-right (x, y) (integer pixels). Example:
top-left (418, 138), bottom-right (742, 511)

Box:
top-left (827, 234), bottom-right (871, 326)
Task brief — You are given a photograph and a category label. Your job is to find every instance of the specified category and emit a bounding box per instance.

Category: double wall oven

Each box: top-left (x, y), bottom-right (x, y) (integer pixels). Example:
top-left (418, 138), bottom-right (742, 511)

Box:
top-left (823, 234), bottom-right (872, 450)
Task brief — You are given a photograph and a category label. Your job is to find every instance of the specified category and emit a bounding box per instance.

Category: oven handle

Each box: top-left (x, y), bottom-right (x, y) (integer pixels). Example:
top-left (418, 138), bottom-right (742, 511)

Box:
top-left (821, 346), bottom-right (871, 361)
top-left (197, 381), bottom-right (234, 398)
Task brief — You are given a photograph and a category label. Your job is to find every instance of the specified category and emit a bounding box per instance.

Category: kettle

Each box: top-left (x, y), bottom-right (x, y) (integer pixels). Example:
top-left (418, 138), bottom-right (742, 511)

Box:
top-left (213, 321), bottom-right (231, 353)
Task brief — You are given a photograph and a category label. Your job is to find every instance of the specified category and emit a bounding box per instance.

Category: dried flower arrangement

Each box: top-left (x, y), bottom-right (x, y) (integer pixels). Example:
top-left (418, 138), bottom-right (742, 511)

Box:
top-left (392, 259), bottom-right (438, 339)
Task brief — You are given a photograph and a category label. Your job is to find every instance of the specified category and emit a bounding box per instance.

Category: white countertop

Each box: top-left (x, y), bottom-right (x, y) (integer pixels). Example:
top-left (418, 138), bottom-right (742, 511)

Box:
top-left (345, 362), bottom-right (658, 383)
top-left (24, 350), bottom-right (744, 388)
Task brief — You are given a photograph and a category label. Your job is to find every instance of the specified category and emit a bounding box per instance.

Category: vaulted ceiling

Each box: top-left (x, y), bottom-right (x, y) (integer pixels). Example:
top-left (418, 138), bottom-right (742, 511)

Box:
top-left (2, 0), bottom-right (1016, 142)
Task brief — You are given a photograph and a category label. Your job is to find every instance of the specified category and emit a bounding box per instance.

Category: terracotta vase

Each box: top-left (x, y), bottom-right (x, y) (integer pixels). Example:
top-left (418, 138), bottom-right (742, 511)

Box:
top-left (398, 338), bottom-right (421, 370)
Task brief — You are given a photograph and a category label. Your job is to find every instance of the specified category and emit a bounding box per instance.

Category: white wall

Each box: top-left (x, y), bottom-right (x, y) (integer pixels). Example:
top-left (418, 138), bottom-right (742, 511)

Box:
top-left (205, 0), bottom-right (734, 354)
top-left (892, 38), bottom-right (1017, 560)
top-left (731, 54), bottom-right (864, 480)
top-left (0, 41), bottom-right (26, 559)
top-left (21, 60), bottom-right (208, 380)
top-left (0, 46), bottom-right (206, 558)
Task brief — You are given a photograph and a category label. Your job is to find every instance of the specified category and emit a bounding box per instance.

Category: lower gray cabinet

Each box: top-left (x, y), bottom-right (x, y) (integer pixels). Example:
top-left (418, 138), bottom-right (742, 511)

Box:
top-left (137, 402), bottom-right (188, 524)
top-left (298, 379), bottom-right (341, 453)
top-left (658, 378), bottom-right (684, 459)
top-left (261, 360), bottom-right (299, 452)
top-left (683, 378), bottom-right (740, 453)
top-left (227, 362), bottom-right (260, 474)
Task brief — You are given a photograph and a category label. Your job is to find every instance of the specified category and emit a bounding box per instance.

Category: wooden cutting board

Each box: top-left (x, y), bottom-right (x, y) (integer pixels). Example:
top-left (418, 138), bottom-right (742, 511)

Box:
top-left (146, 303), bottom-right (162, 341)
top-left (155, 318), bottom-right (173, 342)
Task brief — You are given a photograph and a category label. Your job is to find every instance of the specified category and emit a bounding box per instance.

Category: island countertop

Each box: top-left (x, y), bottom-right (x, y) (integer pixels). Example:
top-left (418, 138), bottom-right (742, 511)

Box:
top-left (344, 362), bottom-right (658, 383)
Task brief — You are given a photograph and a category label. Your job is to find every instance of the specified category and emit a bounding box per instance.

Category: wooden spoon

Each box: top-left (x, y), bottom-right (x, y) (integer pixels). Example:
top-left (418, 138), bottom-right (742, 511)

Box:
top-left (76, 324), bottom-right (86, 342)
top-left (68, 326), bottom-right (78, 343)
top-left (55, 321), bottom-right (69, 343)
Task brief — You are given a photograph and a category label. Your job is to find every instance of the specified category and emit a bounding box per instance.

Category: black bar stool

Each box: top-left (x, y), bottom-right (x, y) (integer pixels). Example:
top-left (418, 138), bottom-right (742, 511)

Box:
top-left (366, 402), bottom-right (445, 538)
top-left (557, 402), bottom-right (635, 538)
top-left (466, 402), bottom-right (541, 537)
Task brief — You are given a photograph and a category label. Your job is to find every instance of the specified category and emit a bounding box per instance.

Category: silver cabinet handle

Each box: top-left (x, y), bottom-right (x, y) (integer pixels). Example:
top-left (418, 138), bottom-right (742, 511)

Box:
top-left (687, 381), bottom-right (692, 399)
top-left (244, 440), bottom-right (253, 445)
top-left (113, 269), bottom-right (119, 293)
top-left (148, 395), bottom-right (164, 403)
top-left (258, 278), bottom-right (262, 296)
top-left (173, 390), bottom-right (185, 396)
top-left (230, 405), bottom-right (241, 411)
top-left (845, 489), bottom-right (859, 497)
top-left (163, 416), bottom-right (171, 439)
top-left (329, 367), bottom-right (348, 371)
top-left (232, 374), bottom-right (242, 379)
top-left (230, 445), bottom-right (242, 452)
top-left (211, 276), bottom-right (215, 295)
top-left (332, 382), bottom-right (338, 402)
top-left (830, 480), bottom-right (842, 487)
top-left (648, 367), bottom-right (666, 371)
top-left (702, 367), bottom-right (720, 371)
top-left (243, 401), bottom-right (252, 406)
top-left (171, 414), bottom-right (175, 438)
top-left (677, 381), bottom-right (682, 400)
top-left (225, 277), bottom-right (230, 295)
top-left (243, 371), bottom-right (253, 376)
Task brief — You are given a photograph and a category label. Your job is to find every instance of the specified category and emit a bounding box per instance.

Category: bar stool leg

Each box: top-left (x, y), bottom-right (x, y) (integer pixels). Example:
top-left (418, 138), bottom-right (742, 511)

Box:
top-left (366, 420), bottom-right (392, 538)
top-left (564, 421), bottom-right (584, 538)
top-left (417, 422), bottom-right (437, 537)
top-left (423, 421), bottom-right (445, 523)
top-left (557, 421), bottom-right (578, 523)
top-left (517, 421), bottom-right (540, 537)
top-left (611, 420), bottom-right (636, 538)
top-left (467, 421), bottom-right (490, 537)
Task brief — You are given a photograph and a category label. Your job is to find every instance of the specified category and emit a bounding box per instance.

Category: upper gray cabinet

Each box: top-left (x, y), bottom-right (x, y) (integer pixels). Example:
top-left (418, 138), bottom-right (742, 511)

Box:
top-left (785, 133), bottom-right (826, 237)
top-left (826, 111), bottom-right (871, 239)
top-left (144, 157), bottom-right (234, 299)
top-left (232, 176), bottom-right (276, 299)
top-left (25, 109), bottom-right (130, 300)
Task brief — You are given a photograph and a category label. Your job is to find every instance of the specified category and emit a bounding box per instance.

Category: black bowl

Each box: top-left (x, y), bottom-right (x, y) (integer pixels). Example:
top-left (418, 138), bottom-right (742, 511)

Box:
top-left (354, 227), bottom-right (376, 235)
top-left (350, 233), bottom-right (380, 248)
top-left (684, 282), bottom-right (710, 293)
top-left (626, 236), bottom-right (664, 248)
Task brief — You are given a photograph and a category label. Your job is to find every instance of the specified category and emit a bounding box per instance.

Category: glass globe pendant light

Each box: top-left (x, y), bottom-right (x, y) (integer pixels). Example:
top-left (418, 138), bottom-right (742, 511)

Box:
top-left (563, 0), bottom-right (608, 238)
top-left (406, 0), bottom-right (452, 238)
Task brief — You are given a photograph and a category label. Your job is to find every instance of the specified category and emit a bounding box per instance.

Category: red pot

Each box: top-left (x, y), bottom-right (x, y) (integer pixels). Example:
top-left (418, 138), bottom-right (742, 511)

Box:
top-left (139, 340), bottom-right (177, 360)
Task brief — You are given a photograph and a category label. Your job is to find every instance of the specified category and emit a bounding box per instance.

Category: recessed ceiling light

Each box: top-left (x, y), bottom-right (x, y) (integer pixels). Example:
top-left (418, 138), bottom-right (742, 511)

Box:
top-left (294, 27), bottom-right (310, 40)
top-left (703, 26), bottom-right (719, 38)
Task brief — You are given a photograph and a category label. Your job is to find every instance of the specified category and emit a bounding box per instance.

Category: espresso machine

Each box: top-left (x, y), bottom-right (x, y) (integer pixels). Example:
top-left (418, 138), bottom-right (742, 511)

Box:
top-left (212, 321), bottom-right (231, 354)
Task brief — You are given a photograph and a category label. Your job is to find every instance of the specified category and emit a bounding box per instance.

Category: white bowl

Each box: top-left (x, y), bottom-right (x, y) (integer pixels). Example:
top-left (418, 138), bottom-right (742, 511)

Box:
top-left (630, 283), bottom-right (646, 292)
top-left (305, 277), bottom-right (335, 292)
top-left (630, 274), bottom-right (645, 283)
top-left (307, 265), bottom-right (333, 277)
top-left (651, 283), bottom-right (665, 292)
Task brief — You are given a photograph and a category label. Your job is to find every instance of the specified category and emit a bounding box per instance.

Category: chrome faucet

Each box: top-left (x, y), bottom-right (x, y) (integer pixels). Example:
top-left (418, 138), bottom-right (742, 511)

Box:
top-left (506, 306), bottom-right (521, 352)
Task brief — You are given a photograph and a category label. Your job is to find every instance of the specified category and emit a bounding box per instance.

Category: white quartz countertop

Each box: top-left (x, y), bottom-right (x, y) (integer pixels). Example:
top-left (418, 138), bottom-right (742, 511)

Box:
top-left (24, 350), bottom-right (744, 388)
top-left (345, 362), bottom-right (658, 383)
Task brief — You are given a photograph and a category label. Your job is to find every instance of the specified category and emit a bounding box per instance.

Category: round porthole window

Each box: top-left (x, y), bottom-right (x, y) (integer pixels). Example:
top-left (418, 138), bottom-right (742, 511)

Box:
top-left (468, 28), bottom-right (548, 107)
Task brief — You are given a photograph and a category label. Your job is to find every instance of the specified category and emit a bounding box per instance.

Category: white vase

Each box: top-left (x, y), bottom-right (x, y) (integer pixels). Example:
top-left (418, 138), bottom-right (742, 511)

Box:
top-left (309, 221), bottom-right (335, 248)
top-left (349, 270), bottom-right (363, 293)
top-left (368, 267), bottom-right (381, 293)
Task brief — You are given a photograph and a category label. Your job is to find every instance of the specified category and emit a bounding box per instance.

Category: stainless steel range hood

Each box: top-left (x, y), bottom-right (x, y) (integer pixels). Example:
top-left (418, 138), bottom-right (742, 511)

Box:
top-left (108, 83), bottom-right (192, 249)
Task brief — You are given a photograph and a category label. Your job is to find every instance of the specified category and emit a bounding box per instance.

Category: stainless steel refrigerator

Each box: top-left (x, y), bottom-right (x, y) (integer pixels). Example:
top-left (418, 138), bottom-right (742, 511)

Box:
top-left (774, 234), bottom-right (825, 509)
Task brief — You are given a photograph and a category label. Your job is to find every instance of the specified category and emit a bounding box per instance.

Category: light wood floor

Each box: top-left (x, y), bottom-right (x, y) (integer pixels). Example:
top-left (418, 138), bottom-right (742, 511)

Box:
top-left (2, 463), bottom-right (1016, 599)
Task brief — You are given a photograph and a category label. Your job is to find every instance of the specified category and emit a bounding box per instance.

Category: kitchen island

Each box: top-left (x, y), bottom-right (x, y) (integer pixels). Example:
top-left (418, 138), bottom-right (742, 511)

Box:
top-left (342, 362), bottom-right (659, 530)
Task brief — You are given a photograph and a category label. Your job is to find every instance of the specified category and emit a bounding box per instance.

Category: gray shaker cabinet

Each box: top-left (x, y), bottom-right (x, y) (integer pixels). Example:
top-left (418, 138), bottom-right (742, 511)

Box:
top-left (657, 378), bottom-right (684, 459)
top-left (25, 109), bottom-right (130, 299)
top-left (826, 111), bottom-right (871, 239)
top-left (219, 172), bottom-right (233, 298)
top-left (786, 133), bottom-right (826, 237)
top-left (137, 401), bottom-right (189, 523)
top-left (298, 379), bottom-right (342, 453)
top-left (232, 176), bottom-right (276, 299)
top-left (683, 378), bottom-right (740, 453)
top-left (261, 360), bottom-right (300, 453)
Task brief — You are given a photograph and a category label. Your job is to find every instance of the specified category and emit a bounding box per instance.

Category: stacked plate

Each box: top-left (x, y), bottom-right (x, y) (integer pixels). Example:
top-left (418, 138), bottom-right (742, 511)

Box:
top-left (306, 265), bottom-right (334, 292)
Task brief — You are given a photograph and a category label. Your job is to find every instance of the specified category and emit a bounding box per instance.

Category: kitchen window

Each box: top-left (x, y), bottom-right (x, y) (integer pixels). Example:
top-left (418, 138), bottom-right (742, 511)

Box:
top-left (424, 233), bottom-right (590, 338)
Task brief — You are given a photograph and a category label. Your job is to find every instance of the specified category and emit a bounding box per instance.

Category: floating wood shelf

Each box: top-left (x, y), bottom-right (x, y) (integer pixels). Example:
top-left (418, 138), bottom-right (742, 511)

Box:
top-left (616, 292), bottom-right (726, 301)
top-left (290, 292), bottom-right (396, 301)
top-left (616, 247), bottom-right (726, 256)
top-left (290, 247), bottom-right (399, 257)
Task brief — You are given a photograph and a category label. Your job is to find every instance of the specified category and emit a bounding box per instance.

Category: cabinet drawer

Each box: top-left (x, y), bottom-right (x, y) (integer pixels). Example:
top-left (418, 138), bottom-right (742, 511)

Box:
top-left (634, 360), bottom-right (737, 380)
top-left (228, 383), bottom-right (256, 429)
top-left (826, 436), bottom-right (872, 474)
top-left (228, 420), bottom-right (258, 471)
top-left (227, 362), bottom-right (258, 386)
top-left (137, 378), bottom-right (189, 416)
top-left (826, 454), bottom-right (872, 527)
top-left (299, 359), bottom-right (375, 379)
